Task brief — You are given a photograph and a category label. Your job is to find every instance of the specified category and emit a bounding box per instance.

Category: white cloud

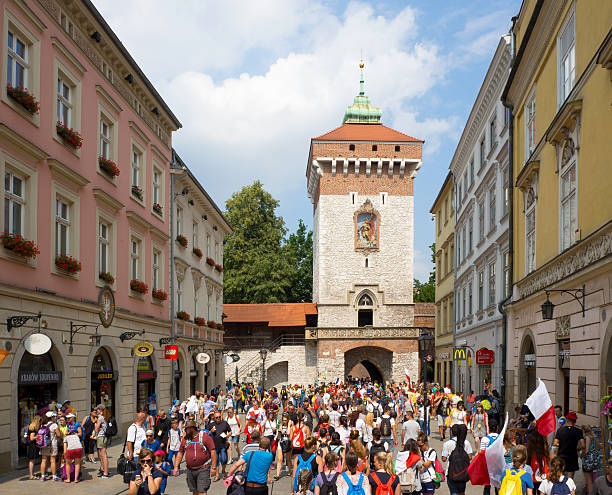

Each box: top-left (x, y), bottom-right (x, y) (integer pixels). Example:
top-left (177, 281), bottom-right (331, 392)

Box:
top-left (413, 248), bottom-right (432, 282)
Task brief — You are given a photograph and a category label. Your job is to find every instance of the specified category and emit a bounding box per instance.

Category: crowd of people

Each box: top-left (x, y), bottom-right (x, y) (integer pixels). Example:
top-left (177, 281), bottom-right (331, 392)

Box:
top-left (18, 379), bottom-right (611, 495)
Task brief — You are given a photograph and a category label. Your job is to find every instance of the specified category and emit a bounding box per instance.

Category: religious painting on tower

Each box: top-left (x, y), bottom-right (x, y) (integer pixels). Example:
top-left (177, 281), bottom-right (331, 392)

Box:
top-left (354, 200), bottom-right (379, 251)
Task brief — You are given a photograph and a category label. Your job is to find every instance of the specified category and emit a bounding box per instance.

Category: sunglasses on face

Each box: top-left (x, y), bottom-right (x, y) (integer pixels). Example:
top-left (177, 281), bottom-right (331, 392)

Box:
top-left (141, 459), bottom-right (153, 464)
top-left (146, 435), bottom-right (153, 438)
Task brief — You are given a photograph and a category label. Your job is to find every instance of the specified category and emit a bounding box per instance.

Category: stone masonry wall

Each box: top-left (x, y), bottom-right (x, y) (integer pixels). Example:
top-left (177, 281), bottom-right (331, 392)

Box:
top-left (313, 193), bottom-right (414, 327)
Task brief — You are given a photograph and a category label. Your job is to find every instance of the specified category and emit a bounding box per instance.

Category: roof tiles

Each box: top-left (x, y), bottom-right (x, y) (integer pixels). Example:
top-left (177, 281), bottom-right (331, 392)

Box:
top-left (223, 303), bottom-right (317, 327)
top-left (314, 123), bottom-right (423, 143)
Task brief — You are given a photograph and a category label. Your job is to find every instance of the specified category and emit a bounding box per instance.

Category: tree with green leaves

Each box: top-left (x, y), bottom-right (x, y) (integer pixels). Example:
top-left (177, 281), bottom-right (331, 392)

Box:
top-left (223, 181), bottom-right (293, 303)
top-left (285, 219), bottom-right (313, 302)
top-left (413, 243), bottom-right (436, 303)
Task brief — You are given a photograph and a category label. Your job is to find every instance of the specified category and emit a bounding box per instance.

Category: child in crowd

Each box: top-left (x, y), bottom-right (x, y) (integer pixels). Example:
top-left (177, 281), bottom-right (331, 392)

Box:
top-left (166, 419), bottom-right (181, 469)
top-left (154, 449), bottom-right (171, 494)
top-left (499, 445), bottom-right (534, 495)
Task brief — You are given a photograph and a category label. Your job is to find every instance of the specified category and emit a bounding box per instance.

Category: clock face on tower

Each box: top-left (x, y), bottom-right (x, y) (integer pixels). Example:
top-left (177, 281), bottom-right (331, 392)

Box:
top-left (98, 286), bottom-right (115, 328)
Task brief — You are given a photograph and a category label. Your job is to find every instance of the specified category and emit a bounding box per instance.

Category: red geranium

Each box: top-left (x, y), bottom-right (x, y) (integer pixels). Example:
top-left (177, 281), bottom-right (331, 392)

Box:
top-left (55, 254), bottom-right (82, 273)
top-left (99, 156), bottom-right (120, 177)
top-left (56, 121), bottom-right (83, 149)
top-left (206, 257), bottom-right (215, 266)
top-left (130, 279), bottom-right (148, 294)
top-left (194, 316), bottom-right (206, 326)
top-left (99, 271), bottom-right (115, 284)
top-left (1, 232), bottom-right (40, 258)
top-left (176, 235), bottom-right (188, 247)
top-left (193, 247), bottom-right (203, 258)
top-left (176, 310), bottom-right (190, 321)
top-left (152, 288), bottom-right (168, 301)
top-left (7, 84), bottom-right (40, 114)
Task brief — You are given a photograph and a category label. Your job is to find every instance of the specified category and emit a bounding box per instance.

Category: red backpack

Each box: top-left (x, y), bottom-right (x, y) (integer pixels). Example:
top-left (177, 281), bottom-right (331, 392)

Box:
top-left (371, 472), bottom-right (396, 495)
top-left (292, 425), bottom-right (306, 448)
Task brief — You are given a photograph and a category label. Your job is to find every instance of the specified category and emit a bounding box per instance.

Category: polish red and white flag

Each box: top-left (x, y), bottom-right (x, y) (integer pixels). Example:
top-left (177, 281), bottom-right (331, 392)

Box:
top-left (525, 378), bottom-right (556, 436)
top-left (468, 412), bottom-right (508, 487)
top-left (404, 368), bottom-right (411, 389)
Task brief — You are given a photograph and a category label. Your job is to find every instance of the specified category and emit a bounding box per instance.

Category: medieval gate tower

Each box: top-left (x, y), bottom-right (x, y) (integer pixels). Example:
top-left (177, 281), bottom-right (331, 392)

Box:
top-left (306, 63), bottom-right (424, 384)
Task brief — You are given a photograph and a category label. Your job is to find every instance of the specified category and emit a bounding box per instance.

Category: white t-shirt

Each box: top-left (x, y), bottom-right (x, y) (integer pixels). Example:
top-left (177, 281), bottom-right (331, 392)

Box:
top-left (539, 476), bottom-right (576, 495)
top-left (355, 417), bottom-right (366, 438)
top-left (168, 429), bottom-right (181, 451)
top-left (375, 414), bottom-right (396, 438)
top-left (450, 409), bottom-right (467, 426)
top-left (64, 434), bottom-right (82, 451)
top-left (127, 423), bottom-right (146, 455)
top-left (402, 420), bottom-right (421, 443)
top-left (263, 419), bottom-right (276, 437)
top-left (328, 410), bottom-right (341, 428)
top-left (49, 423), bottom-right (59, 447)
top-left (227, 414), bottom-right (241, 436)
top-left (420, 448), bottom-right (437, 483)
top-left (441, 438), bottom-right (473, 475)
top-left (336, 426), bottom-right (350, 445)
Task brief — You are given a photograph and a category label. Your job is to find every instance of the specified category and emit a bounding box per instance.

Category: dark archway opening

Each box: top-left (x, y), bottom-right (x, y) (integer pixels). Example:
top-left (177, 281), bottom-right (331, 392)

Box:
top-left (347, 360), bottom-right (383, 384)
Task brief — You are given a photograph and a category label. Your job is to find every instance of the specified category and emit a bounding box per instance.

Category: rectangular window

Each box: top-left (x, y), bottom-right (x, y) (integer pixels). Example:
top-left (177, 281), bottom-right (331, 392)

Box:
top-left (478, 270), bottom-right (484, 311)
top-left (4, 171), bottom-right (25, 235)
top-left (207, 291), bottom-right (211, 320)
top-left (55, 198), bottom-right (70, 256)
top-left (468, 216), bottom-right (473, 252)
top-left (437, 211), bottom-right (441, 234)
top-left (503, 169), bottom-right (509, 215)
top-left (490, 116), bottom-right (496, 150)
top-left (457, 231), bottom-right (461, 264)
top-left (463, 171), bottom-right (468, 194)
top-left (7, 30), bottom-right (29, 88)
top-left (462, 287), bottom-right (466, 320)
top-left (526, 201), bottom-right (536, 273)
top-left (489, 186), bottom-right (496, 231)
top-left (215, 241), bottom-right (219, 262)
top-left (468, 282), bottom-right (473, 315)
top-left (206, 234), bottom-right (211, 257)
top-left (444, 199), bottom-right (448, 222)
top-left (470, 159), bottom-right (474, 185)
top-left (177, 280), bottom-right (182, 312)
top-left (59, 10), bottom-right (74, 37)
top-left (99, 118), bottom-right (111, 159)
top-left (478, 200), bottom-right (485, 242)
top-left (176, 206), bottom-right (183, 235)
top-left (526, 95), bottom-right (536, 158)
top-left (194, 288), bottom-right (198, 318)
top-left (560, 163), bottom-right (576, 249)
top-left (131, 148), bottom-right (141, 187)
top-left (480, 138), bottom-right (485, 167)
top-left (193, 222), bottom-right (198, 248)
top-left (152, 249), bottom-right (160, 289)
top-left (458, 183), bottom-right (462, 206)
top-left (99, 221), bottom-right (109, 274)
top-left (559, 12), bottom-right (575, 104)
top-left (503, 251), bottom-right (510, 299)
top-left (56, 77), bottom-right (72, 126)
top-left (444, 250), bottom-right (448, 276)
top-left (130, 238), bottom-right (140, 280)
top-left (462, 226), bottom-right (466, 262)
top-left (488, 262), bottom-right (496, 306)
top-left (153, 169), bottom-right (161, 205)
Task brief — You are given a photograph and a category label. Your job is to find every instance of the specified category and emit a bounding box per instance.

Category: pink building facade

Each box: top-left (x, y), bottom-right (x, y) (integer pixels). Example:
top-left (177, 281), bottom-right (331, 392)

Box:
top-left (0, 0), bottom-right (180, 471)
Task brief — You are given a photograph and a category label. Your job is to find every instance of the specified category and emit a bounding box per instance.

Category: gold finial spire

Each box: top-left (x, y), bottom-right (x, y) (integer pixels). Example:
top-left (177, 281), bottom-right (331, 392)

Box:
top-left (359, 60), bottom-right (364, 69)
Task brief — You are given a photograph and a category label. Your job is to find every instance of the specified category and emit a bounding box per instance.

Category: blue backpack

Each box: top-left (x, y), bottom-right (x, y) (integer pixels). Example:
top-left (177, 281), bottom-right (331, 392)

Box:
top-left (341, 472), bottom-right (365, 495)
top-left (551, 478), bottom-right (572, 495)
top-left (294, 453), bottom-right (316, 492)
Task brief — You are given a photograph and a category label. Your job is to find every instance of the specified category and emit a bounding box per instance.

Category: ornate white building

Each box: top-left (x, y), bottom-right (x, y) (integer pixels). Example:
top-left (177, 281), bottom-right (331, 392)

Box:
top-left (450, 37), bottom-right (511, 393)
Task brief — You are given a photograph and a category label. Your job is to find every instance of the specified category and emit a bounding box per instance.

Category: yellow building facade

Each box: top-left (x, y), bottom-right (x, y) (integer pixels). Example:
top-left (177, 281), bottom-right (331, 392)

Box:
top-left (503, 0), bottom-right (612, 426)
top-left (431, 172), bottom-right (454, 387)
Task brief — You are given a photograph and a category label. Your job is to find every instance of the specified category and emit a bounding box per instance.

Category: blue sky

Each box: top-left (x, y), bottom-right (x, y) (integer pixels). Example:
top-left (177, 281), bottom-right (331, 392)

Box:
top-left (96, 0), bottom-right (521, 281)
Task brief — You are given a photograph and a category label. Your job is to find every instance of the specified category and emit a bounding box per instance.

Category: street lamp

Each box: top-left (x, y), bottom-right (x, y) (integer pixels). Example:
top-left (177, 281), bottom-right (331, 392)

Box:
top-left (541, 285), bottom-right (585, 320)
top-left (259, 348), bottom-right (267, 398)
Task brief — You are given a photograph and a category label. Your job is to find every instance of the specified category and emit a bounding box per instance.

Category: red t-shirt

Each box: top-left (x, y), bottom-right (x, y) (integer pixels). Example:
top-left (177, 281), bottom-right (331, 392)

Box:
top-left (178, 431), bottom-right (215, 470)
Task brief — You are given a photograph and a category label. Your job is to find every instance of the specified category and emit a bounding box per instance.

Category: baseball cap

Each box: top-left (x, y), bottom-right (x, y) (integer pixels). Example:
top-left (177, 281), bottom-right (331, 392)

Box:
top-left (145, 429), bottom-right (154, 435)
top-left (154, 450), bottom-right (165, 457)
top-left (46, 411), bottom-right (56, 417)
top-left (184, 420), bottom-right (197, 429)
top-left (566, 411), bottom-right (577, 420)
top-left (66, 413), bottom-right (76, 418)
top-left (96, 404), bottom-right (105, 410)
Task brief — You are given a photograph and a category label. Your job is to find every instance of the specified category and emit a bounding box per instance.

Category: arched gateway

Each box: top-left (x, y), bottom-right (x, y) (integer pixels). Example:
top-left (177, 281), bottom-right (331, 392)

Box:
top-left (305, 62), bottom-right (424, 383)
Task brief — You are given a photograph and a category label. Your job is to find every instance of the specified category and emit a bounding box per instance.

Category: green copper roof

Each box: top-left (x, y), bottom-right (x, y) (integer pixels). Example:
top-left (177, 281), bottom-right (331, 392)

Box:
top-left (342, 62), bottom-right (382, 124)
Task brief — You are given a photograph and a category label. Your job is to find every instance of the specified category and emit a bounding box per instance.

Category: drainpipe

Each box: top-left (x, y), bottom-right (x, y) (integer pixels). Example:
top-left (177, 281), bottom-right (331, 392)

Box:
top-left (169, 151), bottom-right (177, 402)
top-left (500, 98), bottom-right (515, 416)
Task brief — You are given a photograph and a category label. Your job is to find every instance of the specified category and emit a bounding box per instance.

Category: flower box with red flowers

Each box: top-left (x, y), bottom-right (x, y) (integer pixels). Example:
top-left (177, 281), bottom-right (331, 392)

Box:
top-left (7, 84), bottom-right (40, 114)
top-left (208, 320), bottom-right (217, 329)
top-left (55, 254), bottom-right (82, 273)
top-left (152, 288), bottom-right (168, 301)
top-left (194, 316), bottom-right (206, 326)
top-left (176, 235), bottom-right (188, 248)
top-left (176, 311), bottom-right (190, 321)
top-left (99, 271), bottom-right (115, 284)
top-left (215, 263), bottom-right (224, 272)
top-left (192, 247), bottom-right (203, 258)
top-left (130, 279), bottom-right (148, 294)
top-left (131, 184), bottom-right (143, 200)
top-left (99, 156), bottom-right (120, 178)
top-left (1, 232), bottom-right (40, 259)
top-left (152, 203), bottom-right (163, 215)
top-left (56, 121), bottom-right (83, 149)
top-left (206, 257), bottom-right (215, 266)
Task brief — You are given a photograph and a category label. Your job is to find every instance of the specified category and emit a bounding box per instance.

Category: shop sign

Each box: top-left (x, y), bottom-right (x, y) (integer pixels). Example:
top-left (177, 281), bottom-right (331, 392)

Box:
top-left (137, 371), bottom-right (155, 380)
top-left (195, 352), bottom-right (210, 364)
top-left (524, 353), bottom-right (536, 368)
top-left (19, 370), bottom-right (62, 385)
top-left (98, 286), bottom-right (115, 328)
top-left (453, 348), bottom-right (467, 361)
top-left (92, 371), bottom-right (115, 381)
top-left (164, 345), bottom-right (178, 359)
top-left (476, 349), bottom-right (495, 365)
top-left (438, 352), bottom-right (450, 359)
top-left (133, 342), bottom-right (153, 357)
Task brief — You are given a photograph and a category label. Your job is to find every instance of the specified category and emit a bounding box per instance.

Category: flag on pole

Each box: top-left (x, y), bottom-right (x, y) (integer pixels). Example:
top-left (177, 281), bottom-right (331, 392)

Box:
top-left (525, 378), bottom-right (556, 436)
top-left (404, 368), bottom-right (411, 389)
top-left (468, 412), bottom-right (509, 487)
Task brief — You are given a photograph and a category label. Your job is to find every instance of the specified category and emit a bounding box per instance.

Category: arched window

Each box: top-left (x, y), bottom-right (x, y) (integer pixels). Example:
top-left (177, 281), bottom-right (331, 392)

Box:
top-left (91, 347), bottom-right (113, 372)
top-left (357, 293), bottom-right (374, 327)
